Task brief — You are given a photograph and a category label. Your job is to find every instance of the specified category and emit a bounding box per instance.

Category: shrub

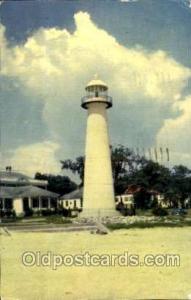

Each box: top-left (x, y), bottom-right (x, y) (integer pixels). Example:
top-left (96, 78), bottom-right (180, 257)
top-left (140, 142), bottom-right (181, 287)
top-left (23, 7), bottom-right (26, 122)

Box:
top-left (61, 208), bottom-right (71, 217)
top-left (12, 209), bottom-right (16, 218)
top-left (25, 208), bottom-right (33, 217)
top-left (0, 210), bottom-right (5, 218)
top-left (152, 207), bottom-right (168, 216)
top-left (45, 215), bottom-right (72, 224)
top-left (41, 209), bottom-right (55, 216)
top-left (35, 210), bottom-right (42, 217)
top-left (0, 209), bottom-right (17, 219)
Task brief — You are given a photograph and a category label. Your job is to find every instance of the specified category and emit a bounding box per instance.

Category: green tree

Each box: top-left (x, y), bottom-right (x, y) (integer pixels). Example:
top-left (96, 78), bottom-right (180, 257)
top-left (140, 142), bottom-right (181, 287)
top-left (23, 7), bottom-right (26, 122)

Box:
top-left (60, 146), bottom-right (191, 209)
top-left (129, 160), bottom-right (171, 192)
top-left (60, 156), bottom-right (84, 186)
top-left (170, 165), bottom-right (191, 208)
top-left (35, 173), bottom-right (77, 195)
top-left (60, 145), bottom-right (141, 190)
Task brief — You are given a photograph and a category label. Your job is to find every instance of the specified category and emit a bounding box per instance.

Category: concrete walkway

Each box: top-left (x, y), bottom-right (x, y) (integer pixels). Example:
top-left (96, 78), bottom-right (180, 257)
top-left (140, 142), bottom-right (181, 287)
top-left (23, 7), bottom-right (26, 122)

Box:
top-left (1, 223), bottom-right (98, 233)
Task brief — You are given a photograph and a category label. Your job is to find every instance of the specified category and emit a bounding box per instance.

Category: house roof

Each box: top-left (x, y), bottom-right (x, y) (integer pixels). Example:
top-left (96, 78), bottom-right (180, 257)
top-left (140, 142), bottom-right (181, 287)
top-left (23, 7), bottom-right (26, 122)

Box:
top-left (0, 170), bottom-right (47, 187)
top-left (0, 170), bottom-right (30, 181)
top-left (0, 185), bottom-right (59, 199)
top-left (124, 184), bottom-right (161, 195)
top-left (124, 185), bottom-right (143, 194)
top-left (60, 188), bottom-right (83, 200)
top-left (0, 188), bottom-right (12, 198)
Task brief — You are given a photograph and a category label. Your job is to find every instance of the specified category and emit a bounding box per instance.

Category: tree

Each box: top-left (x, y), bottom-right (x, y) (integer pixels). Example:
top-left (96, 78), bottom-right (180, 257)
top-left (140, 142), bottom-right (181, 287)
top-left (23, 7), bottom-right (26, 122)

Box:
top-left (35, 173), bottom-right (77, 195)
top-left (129, 160), bottom-right (171, 192)
top-left (134, 188), bottom-right (151, 209)
top-left (60, 156), bottom-right (84, 186)
top-left (111, 144), bottom-right (148, 182)
top-left (169, 165), bottom-right (191, 208)
top-left (60, 145), bottom-right (147, 192)
top-left (60, 146), bottom-right (191, 209)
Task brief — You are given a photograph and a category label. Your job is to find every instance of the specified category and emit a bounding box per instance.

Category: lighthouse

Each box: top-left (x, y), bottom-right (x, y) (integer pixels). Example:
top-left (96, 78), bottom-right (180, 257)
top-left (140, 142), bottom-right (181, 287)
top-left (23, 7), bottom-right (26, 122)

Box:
top-left (81, 76), bottom-right (118, 218)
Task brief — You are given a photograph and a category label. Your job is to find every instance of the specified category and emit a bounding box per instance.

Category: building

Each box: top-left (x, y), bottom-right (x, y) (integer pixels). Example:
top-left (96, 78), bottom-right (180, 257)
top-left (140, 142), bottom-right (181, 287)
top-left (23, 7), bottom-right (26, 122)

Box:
top-left (115, 195), bottom-right (134, 209)
top-left (59, 188), bottom-right (82, 211)
top-left (123, 184), bottom-right (165, 208)
top-left (0, 168), bottom-right (59, 217)
top-left (81, 76), bottom-right (118, 217)
top-left (60, 187), bottom-right (134, 213)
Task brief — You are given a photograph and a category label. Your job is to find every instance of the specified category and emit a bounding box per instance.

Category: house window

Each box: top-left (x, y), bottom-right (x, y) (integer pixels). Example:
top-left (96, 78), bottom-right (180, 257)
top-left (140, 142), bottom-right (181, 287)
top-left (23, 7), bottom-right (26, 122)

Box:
top-left (74, 200), bottom-right (76, 208)
top-left (4, 198), bottom-right (13, 210)
top-left (42, 197), bottom-right (48, 208)
top-left (124, 196), bottom-right (130, 202)
top-left (0, 198), bottom-right (3, 209)
top-left (50, 199), bottom-right (56, 208)
top-left (65, 200), bottom-right (68, 207)
top-left (32, 197), bottom-right (39, 208)
top-left (23, 197), bottom-right (29, 211)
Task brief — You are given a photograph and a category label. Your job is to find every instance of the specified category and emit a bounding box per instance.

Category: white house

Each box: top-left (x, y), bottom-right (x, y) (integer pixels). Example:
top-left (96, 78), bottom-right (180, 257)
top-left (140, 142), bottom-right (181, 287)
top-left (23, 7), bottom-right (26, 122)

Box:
top-left (115, 194), bottom-right (134, 208)
top-left (0, 169), bottom-right (59, 217)
top-left (59, 188), bottom-right (82, 211)
top-left (60, 187), bottom-right (135, 213)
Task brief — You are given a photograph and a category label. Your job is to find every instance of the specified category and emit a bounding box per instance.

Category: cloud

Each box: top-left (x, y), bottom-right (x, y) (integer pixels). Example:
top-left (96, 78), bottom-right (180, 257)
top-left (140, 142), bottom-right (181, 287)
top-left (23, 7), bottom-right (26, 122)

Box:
top-left (1, 12), bottom-right (190, 104)
top-left (156, 95), bottom-right (191, 167)
top-left (1, 11), bottom-right (191, 169)
top-left (172, 0), bottom-right (191, 9)
top-left (8, 141), bottom-right (61, 176)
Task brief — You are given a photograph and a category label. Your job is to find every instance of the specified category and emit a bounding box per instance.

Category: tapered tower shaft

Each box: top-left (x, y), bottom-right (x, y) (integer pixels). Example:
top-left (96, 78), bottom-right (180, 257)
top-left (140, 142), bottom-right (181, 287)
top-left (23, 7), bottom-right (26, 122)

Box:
top-left (81, 76), bottom-right (118, 217)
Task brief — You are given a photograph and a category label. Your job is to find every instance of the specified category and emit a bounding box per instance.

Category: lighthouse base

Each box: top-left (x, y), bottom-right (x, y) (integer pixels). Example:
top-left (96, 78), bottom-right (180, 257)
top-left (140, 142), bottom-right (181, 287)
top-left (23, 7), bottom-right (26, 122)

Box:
top-left (80, 208), bottom-right (120, 218)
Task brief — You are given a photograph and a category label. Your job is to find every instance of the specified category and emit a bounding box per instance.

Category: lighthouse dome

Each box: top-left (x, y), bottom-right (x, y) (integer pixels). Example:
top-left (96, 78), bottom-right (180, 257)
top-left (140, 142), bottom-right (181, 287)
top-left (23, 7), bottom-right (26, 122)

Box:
top-left (85, 75), bottom-right (108, 91)
top-left (82, 75), bottom-right (112, 109)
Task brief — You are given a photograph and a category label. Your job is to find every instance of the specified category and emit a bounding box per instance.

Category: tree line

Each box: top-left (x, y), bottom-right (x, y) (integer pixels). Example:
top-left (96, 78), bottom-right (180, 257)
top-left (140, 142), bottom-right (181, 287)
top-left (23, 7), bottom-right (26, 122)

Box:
top-left (35, 145), bottom-right (191, 208)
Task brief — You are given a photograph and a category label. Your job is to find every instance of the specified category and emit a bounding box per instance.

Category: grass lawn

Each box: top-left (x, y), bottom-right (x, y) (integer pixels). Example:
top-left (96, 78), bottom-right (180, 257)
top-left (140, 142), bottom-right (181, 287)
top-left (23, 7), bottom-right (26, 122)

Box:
top-left (1, 227), bottom-right (191, 299)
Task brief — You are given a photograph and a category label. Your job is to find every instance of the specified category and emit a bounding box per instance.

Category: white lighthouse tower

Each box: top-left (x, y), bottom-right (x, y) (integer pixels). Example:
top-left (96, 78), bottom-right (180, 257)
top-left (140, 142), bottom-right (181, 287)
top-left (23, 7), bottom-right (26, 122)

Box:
top-left (81, 76), bottom-right (118, 218)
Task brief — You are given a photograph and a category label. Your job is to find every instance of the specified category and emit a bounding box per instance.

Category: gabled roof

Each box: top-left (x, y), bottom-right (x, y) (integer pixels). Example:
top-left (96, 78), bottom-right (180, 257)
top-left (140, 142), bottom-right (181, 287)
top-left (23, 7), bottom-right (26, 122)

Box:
top-left (124, 184), bottom-right (161, 195)
top-left (0, 170), bottom-right (30, 181)
top-left (0, 188), bottom-right (12, 198)
top-left (60, 188), bottom-right (83, 200)
top-left (124, 185), bottom-right (143, 194)
top-left (0, 185), bottom-right (59, 199)
top-left (0, 170), bottom-right (47, 187)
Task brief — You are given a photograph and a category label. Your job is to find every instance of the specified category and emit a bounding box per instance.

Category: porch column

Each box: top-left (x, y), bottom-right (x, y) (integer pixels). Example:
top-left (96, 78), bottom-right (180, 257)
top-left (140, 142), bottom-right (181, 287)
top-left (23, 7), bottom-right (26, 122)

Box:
top-left (2, 198), bottom-right (5, 210)
top-left (29, 197), bottom-right (32, 209)
top-left (39, 197), bottom-right (42, 209)
top-left (13, 198), bottom-right (24, 216)
top-left (48, 198), bottom-right (51, 209)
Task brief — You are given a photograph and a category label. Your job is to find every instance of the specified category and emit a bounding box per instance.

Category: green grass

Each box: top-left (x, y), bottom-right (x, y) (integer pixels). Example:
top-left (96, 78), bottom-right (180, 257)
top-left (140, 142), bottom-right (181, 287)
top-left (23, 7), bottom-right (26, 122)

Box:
top-left (0, 215), bottom-right (72, 226)
top-left (106, 220), bottom-right (191, 230)
top-left (135, 209), bottom-right (154, 216)
top-left (45, 215), bottom-right (72, 224)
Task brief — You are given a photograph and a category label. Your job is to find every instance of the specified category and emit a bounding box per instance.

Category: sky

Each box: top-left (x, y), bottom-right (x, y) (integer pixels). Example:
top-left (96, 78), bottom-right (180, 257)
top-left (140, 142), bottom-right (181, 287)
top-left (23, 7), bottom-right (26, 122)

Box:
top-left (0, 0), bottom-right (191, 177)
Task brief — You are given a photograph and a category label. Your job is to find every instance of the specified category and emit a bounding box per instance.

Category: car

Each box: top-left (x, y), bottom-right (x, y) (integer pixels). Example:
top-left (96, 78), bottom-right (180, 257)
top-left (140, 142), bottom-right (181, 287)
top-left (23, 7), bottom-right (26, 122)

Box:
top-left (171, 208), bottom-right (187, 216)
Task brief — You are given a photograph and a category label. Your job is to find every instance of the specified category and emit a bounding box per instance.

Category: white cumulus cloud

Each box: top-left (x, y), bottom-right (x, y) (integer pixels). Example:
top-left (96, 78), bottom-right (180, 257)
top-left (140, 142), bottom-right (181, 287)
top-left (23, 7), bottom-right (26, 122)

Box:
top-left (1, 11), bottom-right (191, 169)
top-left (156, 95), bottom-right (191, 167)
top-left (1, 11), bottom-right (190, 105)
top-left (9, 141), bottom-right (61, 176)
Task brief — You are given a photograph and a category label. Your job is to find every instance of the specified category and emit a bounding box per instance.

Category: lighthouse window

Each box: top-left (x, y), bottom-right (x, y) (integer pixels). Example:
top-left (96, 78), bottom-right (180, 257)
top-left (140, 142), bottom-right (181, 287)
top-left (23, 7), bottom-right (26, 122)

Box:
top-left (95, 91), bottom-right (99, 97)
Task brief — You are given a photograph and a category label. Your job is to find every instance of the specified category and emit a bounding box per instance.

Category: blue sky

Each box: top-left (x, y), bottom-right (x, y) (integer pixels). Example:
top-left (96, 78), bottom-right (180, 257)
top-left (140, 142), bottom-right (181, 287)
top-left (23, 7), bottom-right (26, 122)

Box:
top-left (0, 0), bottom-right (191, 176)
